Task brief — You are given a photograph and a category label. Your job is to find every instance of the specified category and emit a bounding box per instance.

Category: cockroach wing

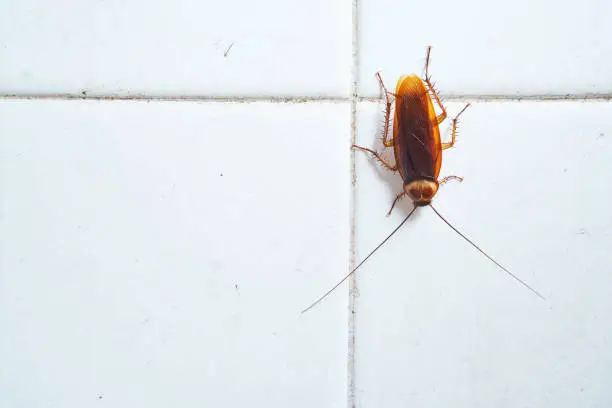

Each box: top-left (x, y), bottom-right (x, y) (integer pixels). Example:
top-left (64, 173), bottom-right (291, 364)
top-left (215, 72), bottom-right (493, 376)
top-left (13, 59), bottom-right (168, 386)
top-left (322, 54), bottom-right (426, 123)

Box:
top-left (392, 75), bottom-right (442, 183)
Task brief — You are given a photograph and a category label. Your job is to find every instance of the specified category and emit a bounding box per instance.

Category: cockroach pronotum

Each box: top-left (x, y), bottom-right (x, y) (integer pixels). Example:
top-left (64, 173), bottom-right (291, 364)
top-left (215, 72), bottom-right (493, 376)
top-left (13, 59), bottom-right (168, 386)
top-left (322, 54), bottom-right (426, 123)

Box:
top-left (302, 46), bottom-right (544, 314)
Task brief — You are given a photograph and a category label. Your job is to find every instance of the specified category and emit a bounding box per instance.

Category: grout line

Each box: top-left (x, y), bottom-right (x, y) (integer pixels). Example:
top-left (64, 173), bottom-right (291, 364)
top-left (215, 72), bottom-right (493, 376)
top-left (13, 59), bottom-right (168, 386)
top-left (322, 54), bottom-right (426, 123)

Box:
top-left (0, 94), bottom-right (349, 103)
top-left (347, 0), bottom-right (360, 406)
top-left (1, 93), bottom-right (612, 103)
top-left (359, 94), bottom-right (612, 102)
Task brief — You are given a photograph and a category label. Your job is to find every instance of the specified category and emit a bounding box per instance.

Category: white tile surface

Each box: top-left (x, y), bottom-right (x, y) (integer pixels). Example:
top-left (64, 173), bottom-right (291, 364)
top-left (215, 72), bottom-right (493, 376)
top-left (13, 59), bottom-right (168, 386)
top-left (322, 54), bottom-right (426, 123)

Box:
top-left (353, 100), bottom-right (612, 407)
top-left (2, 0), bottom-right (612, 405)
top-left (0, 0), bottom-right (351, 97)
top-left (0, 100), bottom-right (350, 408)
top-left (359, 0), bottom-right (612, 96)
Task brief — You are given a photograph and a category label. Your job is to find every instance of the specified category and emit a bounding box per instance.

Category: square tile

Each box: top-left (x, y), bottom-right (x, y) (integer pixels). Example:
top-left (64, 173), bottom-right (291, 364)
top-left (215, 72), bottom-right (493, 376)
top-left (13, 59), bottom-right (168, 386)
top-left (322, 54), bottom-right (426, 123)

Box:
top-left (359, 0), bottom-right (612, 96)
top-left (0, 100), bottom-right (351, 407)
top-left (353, 100), bottom-right (612, 407)
top-left (0, 0), bottom-right (351, 96)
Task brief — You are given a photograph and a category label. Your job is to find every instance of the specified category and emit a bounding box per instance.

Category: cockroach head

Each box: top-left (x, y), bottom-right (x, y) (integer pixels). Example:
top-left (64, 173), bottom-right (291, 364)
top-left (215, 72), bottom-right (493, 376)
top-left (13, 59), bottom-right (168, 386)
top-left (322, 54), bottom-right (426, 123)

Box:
top-left (404, 179), bottom-right (439, 206)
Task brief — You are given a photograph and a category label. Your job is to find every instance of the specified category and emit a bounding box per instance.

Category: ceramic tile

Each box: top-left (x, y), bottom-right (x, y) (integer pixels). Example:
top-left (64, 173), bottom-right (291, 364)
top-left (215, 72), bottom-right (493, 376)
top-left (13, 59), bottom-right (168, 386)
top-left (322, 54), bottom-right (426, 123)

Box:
top-left (353, 100), bottom-right (612, 407)
top-left (359, 0), bottom-right (612, 96)
top-left (2, 0), bottom-right (612, 405)
top-left (0, 0), bottom-right (351, 97)
top-left (0, 100), bottom-right (350, 408)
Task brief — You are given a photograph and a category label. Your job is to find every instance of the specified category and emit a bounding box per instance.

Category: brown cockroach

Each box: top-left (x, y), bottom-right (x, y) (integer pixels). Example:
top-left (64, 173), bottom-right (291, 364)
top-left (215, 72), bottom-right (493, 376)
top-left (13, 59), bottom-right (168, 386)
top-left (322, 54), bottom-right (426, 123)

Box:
top-left (302, 46), bottom-right (543, 313)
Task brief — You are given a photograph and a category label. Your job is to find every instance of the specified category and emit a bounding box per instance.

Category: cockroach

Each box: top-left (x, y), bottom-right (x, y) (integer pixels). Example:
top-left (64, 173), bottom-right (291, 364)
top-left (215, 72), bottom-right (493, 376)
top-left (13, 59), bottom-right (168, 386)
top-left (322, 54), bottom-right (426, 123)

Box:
top-left (302, 46), bottom-right (544, 314)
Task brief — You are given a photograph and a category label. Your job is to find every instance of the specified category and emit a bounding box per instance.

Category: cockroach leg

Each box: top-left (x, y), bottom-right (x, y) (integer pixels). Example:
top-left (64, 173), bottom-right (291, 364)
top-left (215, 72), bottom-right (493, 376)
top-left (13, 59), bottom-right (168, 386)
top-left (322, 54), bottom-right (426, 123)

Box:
top-left (423, 46), bottom-right (448, 125)
top-left (352, 144), bottom-right (397, 172)
top-left (376, 72), bottom-right (394, 147)
top-left (441, 103), bottom-right (471, 150)
top-left (439, 175), bottom-right (464, 185)
top-left (387, 192), bottom-right (406, 216)
top-left (376, 72), bottom-right (392, 101)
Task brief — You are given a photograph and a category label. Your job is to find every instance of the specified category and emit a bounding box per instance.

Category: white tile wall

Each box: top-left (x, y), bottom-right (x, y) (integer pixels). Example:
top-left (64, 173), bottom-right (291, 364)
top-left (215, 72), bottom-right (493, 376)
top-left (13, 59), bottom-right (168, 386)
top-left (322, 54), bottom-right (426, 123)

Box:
top-left (359, 0), bottom-right (612, 96)
top-left (0, 100), bottom-right (350, 407)
top-left (1, 0), bottom-right (611, 407)
top-left (0, 0), bottom-right (351, 96)
top-left (353, 100), bottom-right (612, 408)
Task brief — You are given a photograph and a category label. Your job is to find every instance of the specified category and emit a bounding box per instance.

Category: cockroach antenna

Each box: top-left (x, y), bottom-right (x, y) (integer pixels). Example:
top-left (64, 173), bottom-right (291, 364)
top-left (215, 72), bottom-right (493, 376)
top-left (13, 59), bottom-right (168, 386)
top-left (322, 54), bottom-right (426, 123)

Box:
top-left (429, 205), bottom-right (545, 300)
top-left (301, 207), bottom-right (417, 314)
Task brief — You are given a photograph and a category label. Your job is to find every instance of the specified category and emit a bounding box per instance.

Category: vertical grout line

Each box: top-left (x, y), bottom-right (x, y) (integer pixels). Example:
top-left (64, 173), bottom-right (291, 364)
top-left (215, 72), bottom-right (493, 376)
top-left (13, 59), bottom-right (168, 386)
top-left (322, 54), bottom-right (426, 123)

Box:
top-left (347, 0), bottom-right (360, 406)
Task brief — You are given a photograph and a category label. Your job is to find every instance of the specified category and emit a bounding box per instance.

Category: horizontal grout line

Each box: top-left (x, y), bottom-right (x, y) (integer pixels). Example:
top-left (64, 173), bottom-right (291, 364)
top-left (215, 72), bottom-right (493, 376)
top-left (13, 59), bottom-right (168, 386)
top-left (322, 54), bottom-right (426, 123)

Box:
top-left (0, 93), bottom-right (349, 103)
top-left (358, 93), bottom-right (612, 102)
top-left (1, 93), bottom-right (611, 103)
